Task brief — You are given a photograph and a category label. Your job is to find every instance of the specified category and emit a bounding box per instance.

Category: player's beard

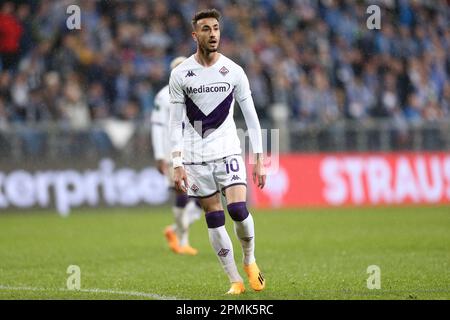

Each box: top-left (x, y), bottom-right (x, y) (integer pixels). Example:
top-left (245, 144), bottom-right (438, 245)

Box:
top-left (200, 40), bottom-right (218, 54)
top-left (199, 45), bottom-right (217, 55)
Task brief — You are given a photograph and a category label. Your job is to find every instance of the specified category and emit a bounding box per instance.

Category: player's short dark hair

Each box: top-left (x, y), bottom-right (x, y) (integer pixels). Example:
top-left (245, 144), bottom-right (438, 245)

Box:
top-left (191, 8), bottom-right (221, 30)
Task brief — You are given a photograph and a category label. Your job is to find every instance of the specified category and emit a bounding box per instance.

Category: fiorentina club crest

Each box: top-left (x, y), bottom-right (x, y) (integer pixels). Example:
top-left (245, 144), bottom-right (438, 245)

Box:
top-left (219, 66), bottom-right (229, 76)
top-left (217, 248), bottom-right (230, 257)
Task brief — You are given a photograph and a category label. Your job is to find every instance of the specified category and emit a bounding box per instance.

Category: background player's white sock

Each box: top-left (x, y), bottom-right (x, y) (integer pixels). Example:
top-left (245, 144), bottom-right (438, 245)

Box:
top-left (184, 200), bottom-right (202, 226)
top-left (206, 211), bottom-right (243, 283)
top-left (173, 193), bottom-right (190, 246)
top-left (228, 202), bottom-right (256, 265)
top-left (178, 201), bottom-right (202, 246)
top-left (172, 206), bottom-right (183, 238)
top-left (174, 206), bottom-right (190, 247)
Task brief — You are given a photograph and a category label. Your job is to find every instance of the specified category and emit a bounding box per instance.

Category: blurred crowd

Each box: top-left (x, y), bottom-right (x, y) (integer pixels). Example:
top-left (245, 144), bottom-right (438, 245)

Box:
top-left (0, 0), bottom-right (449, 152)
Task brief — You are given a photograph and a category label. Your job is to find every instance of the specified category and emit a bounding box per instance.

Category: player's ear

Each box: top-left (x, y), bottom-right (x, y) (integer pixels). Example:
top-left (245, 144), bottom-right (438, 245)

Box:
top-left (191, 31), bottom-right (197, 43)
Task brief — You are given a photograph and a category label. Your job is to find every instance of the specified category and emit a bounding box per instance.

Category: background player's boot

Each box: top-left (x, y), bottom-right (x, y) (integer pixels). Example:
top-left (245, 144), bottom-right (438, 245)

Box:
top-left (226, 282), bottom-right (245, 295)
top-left (164, 226), bottom-right (179, 253)
top-left (244, 262), bottom-right (265, 291)
top-left (178, 245), bottom-right (198, 256)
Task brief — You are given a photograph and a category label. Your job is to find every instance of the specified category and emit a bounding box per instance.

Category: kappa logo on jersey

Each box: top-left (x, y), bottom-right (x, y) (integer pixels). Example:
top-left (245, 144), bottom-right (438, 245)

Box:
top-left (217, 248), bottom-right (230, 257)
top-left (191, 184), bottom-right (199, 192)
top-left (185, 70), bottom-right (196, 77)
top-left (231, 175), bottom-right (241, 181)
top-left (219, 66), bottom-right (229, 76)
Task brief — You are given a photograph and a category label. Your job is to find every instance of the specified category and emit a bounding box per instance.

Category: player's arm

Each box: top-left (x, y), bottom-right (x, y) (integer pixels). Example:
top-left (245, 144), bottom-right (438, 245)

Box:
top-left (235, 68), bottom-right (266, 189)
top-left (151, 99), bottom-right (168, 175)
top-left (239, 96), bottom-right (266, 189)
top-left (168, 71), bottom-right (188, 193)
top-left (170, 107), bottom-right (188, 193)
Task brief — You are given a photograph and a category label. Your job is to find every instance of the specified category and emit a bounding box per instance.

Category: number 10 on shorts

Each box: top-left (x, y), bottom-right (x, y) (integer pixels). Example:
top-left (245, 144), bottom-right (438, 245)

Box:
top-left (225, 158), bottom-right (240, 174)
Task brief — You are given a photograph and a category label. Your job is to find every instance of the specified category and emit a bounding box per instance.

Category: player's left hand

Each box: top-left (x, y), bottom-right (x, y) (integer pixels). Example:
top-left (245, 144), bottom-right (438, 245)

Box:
top-left (252, 160), bottom-right (266, 189)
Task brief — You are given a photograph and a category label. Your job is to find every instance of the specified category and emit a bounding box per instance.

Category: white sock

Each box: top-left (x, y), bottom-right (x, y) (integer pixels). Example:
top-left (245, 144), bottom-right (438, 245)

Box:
top-left (184, 200), bottom-right (202, 225)
top-left (174, 206), bottom-right (191, 247)
top-left (178, 230), bottom-right (188, 247)
top-left (172, 207), bottom-right (183, 235)
top-left (208, 226), bottom-right (243, 283)
top-left (233, 214), bottom-right (256, 265)
top-left (172, 206), bottom-right (184, 243)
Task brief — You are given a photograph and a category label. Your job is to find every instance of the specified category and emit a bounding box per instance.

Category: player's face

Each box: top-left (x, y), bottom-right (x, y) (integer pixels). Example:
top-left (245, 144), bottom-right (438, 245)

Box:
top-left (192, 18), bottom-right (220, 53)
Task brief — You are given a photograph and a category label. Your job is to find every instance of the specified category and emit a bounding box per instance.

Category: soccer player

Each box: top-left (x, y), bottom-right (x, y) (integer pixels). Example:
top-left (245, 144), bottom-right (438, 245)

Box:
top-left (168, 9), bottom-right (266, 294)
top-left (151, 56), bottom-right (202, 256)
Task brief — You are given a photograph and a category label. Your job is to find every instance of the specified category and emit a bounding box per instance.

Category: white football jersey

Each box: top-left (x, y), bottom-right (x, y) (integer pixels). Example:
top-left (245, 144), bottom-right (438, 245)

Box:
top-left (169, 54), bottom-right (252, 163)
top-left (151, 85), bottom-right (173, 161)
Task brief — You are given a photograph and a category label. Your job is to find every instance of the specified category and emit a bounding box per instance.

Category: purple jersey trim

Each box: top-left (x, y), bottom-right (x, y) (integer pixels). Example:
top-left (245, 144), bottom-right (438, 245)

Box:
top-left (184, 90), bottom-right (234, 138)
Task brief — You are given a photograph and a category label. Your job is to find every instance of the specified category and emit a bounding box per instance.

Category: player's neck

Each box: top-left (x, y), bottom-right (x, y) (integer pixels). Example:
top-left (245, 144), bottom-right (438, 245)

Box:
top-left (194, 50), bottom-right (220, 67)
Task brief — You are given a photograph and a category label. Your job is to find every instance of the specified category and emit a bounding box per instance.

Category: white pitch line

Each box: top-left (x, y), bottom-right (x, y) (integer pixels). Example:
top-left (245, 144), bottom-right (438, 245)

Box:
top-left (0, 285), bottom-right (183, 300)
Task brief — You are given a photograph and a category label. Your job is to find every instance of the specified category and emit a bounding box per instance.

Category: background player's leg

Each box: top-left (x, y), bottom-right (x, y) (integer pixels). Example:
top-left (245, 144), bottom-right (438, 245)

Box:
top-left (201, 193), bottom-right (244, 293)
top-left (175, 191), bottom-right (189, 246)
top-left (165, 191), bottom-right (189, 253)
top-left (185, 199), bottom-right (203, 226)
top-left (225, 185), bottom-right (265, 291)
top-left (174, 191), bottom-right (199, 255)
top-left (176, 197), bottom-right (201, 255)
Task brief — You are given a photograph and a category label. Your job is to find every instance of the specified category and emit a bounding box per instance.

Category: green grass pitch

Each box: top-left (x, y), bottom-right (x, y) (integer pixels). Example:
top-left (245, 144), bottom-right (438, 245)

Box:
top-left (0, 206), bottom-right (449, 300)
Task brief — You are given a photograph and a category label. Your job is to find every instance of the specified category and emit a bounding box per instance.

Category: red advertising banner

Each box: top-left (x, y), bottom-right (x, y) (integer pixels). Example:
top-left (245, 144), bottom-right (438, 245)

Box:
top-left (250, 152), bottom-right (450, 208)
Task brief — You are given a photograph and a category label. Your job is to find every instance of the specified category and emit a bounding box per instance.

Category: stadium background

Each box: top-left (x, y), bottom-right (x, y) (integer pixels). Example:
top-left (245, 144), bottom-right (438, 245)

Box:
top-left (0, 0), bottom-right (449, 300)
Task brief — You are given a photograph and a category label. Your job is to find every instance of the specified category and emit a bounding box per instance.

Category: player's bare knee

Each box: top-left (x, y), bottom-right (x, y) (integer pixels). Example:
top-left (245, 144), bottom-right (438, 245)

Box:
top-left (227, 201), bottom-right (249, 222)
top-left (199, 193), bottom-right (222, 213)
top-left (224, 185), bottom-right (247, 203)
top-left (202, 203), bottom-right (223, 213)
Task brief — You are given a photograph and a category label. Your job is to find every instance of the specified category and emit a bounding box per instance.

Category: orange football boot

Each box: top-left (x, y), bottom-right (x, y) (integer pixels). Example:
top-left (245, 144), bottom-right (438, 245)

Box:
top-left (226, 282), bottom-right (245, 295)
top-left (244, 262), bottom-right (266, 291)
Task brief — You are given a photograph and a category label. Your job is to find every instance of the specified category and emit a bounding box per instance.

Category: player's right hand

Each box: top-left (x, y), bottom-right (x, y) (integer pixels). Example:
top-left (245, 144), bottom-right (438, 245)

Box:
top-left (173, 166), bottom-right (188, 193)
top-left (156, 160), bottom-right (168, 175)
